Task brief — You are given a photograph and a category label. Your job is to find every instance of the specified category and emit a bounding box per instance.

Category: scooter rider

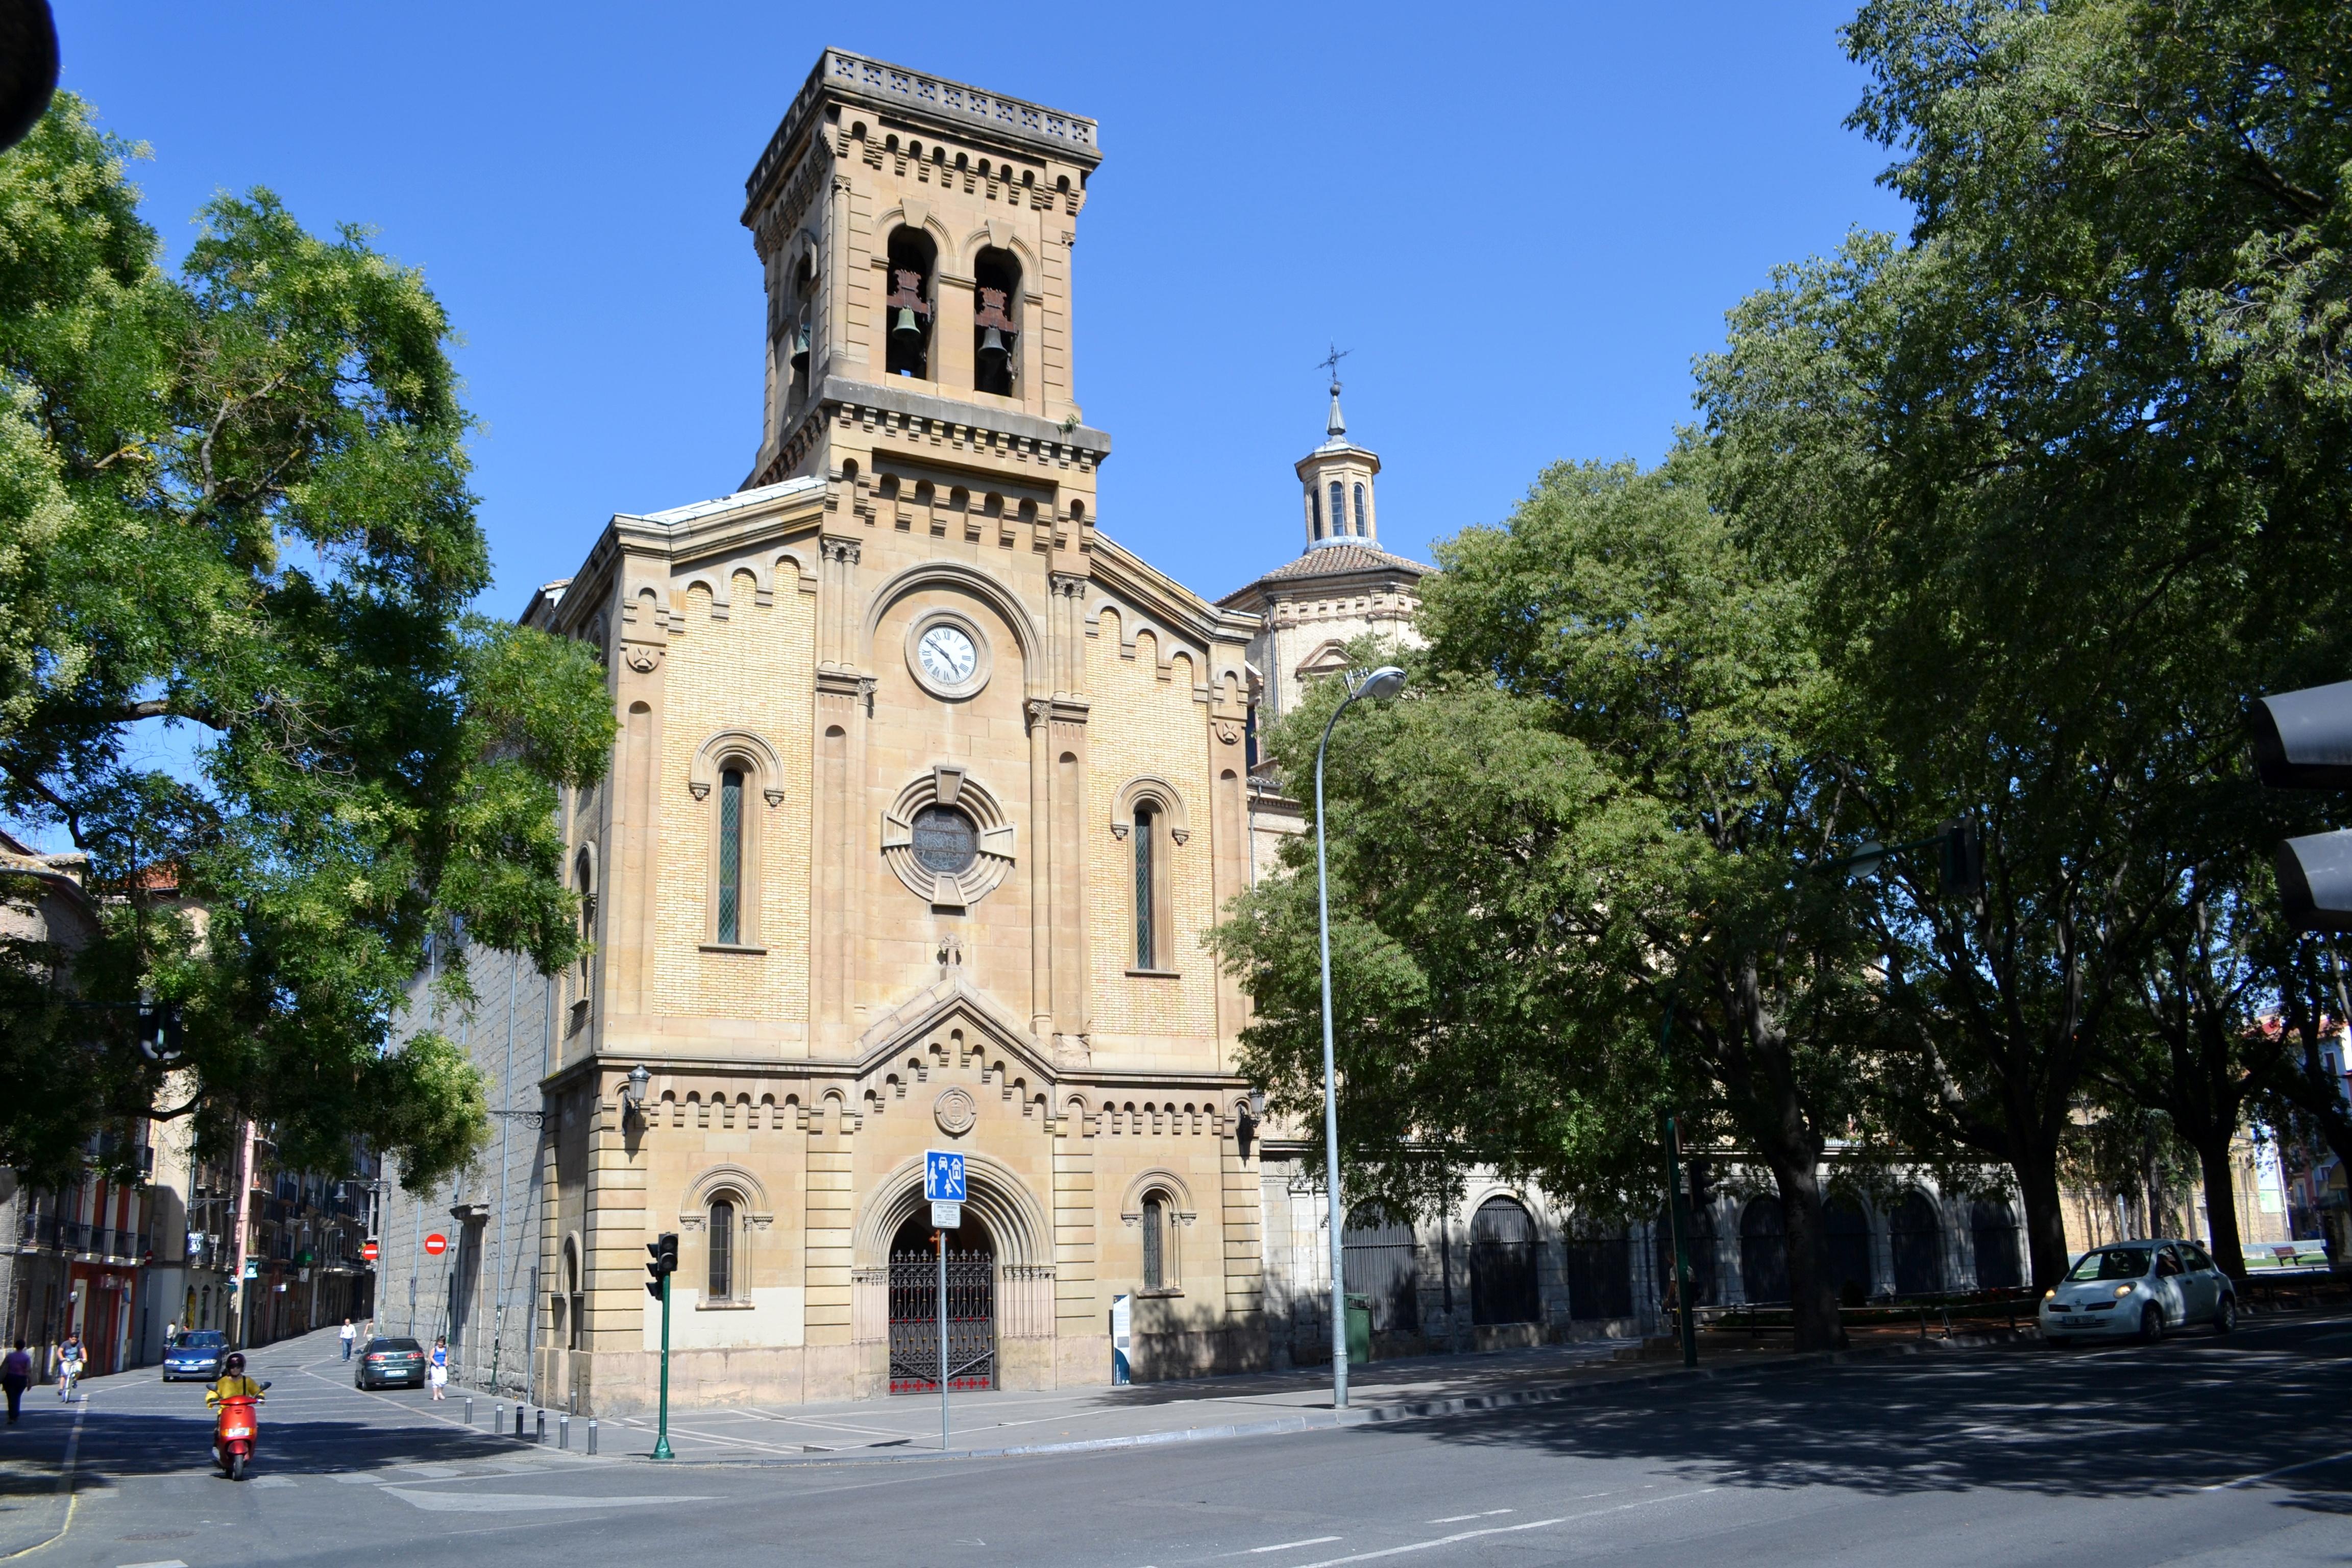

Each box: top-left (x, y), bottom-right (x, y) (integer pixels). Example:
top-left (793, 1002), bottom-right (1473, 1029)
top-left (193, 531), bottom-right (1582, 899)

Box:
top-left (205, 1353), bottom-right (266, 1410)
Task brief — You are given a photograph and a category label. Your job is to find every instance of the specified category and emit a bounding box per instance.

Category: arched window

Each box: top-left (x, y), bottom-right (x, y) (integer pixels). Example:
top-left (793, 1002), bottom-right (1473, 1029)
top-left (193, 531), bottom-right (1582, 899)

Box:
top-left (1739, 1197), bottom-right (1789, 1305)
top-left (972, 247), bottom-right (1020, 396)
top-left (883, 226), bottom-right (936, 378)
top-left (1352, 482), bottom-right (1366, 535)
top-left (1133, 803), bottom-right (1157, 970)
top-left (1889, 1192), bottom-right (1943, 1295)
top-left (708, 1197), bottom-right (736, 1302)
top-left (1469, 1196), bottom-right (1540, 1326)
top-left (1823, 1194), bottom-right (1872, 1305)
top-left (1329, 481), bottom-right (1346, 537)
top-left (1309, 486), bottom-right (1322, 540)
top-left (1343, 1205), bottom-right (1420, 1333)
top-left (1563, 1222), bottom-right (1632, 1320)
top-left (573, 847), bottom-right (596, 1003)
top-left (1141, 1192), bottom-right (1165, 1289)
top-left (716, 768), bottom-right (745, 944)
top-left (1970, 1198), bottom-right (2021, 1290)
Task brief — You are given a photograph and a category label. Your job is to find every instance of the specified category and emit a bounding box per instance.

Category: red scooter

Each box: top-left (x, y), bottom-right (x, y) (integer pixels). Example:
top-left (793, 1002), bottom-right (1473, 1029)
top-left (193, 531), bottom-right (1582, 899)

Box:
top-left (212, 1381), bottom-right (270, 1480)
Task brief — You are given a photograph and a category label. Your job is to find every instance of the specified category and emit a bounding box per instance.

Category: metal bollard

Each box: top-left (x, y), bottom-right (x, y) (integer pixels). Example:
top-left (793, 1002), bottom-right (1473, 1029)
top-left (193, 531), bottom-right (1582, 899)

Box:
top-left (494, 1401), bottom-right (504, 1432)
top-left (464, 1395), bottom-right (474, 1426)
top-left (558, 1414), bottom-right (570, 1450)
top-left (586, 1418), bottom-right (598, 1456)
top-left (512, 1403), bottom-right (524, 1438)
top-left (535, 1409), bottom-right (546, 1444)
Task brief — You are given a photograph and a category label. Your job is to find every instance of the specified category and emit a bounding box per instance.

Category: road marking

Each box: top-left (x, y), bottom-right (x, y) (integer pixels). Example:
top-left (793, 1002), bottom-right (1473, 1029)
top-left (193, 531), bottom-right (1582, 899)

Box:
top-left (249, 1475), bottom-right (295, 1489)
top-left (118, 1560), bottom-right (189, 1567)
top-left (2206, 1446), bottom-right (2352, 1491)
top-left (382, 1489), bottom-right (721, 1513)
top-left (1425, 1510), bottom-right (1511, 1523)
top-left (1246, 1538), bottom-right (1342, 1554)
top-left (1286, 1490), bottom-right (1718, 1568)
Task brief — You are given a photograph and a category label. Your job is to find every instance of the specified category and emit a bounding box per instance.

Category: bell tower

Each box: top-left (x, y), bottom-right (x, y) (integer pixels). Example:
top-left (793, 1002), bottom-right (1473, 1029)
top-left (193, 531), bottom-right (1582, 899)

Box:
top-left (739, 51), bottom-right (1110, 552)
top-left (1294, 363), bottom-right (1380, 550)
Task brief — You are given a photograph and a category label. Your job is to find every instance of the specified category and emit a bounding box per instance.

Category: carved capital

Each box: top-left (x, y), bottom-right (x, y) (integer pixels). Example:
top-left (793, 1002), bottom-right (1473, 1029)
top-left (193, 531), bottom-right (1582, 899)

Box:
top-left (1049, 571), bottom-right (1088, 599)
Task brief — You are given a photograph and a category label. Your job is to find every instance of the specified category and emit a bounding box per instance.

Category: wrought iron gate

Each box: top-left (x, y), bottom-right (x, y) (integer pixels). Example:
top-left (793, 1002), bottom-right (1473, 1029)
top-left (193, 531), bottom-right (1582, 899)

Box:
top-left (888, 1248), bottom-right (994, 1393)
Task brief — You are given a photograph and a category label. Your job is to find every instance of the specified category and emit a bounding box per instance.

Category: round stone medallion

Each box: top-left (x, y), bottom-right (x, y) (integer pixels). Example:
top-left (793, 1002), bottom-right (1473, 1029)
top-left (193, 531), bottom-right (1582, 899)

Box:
top-left (933, 1085), bottom-right (977, 1137)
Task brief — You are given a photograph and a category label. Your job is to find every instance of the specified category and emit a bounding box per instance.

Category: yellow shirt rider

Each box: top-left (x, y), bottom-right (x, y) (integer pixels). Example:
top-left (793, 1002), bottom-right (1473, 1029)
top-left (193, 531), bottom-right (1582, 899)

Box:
top-left (204, 1351), bottom-right (265, 1408)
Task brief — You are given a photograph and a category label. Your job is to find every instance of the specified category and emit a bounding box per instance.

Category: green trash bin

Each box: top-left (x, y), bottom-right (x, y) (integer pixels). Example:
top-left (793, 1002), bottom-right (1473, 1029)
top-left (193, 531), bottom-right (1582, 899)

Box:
top-left (1344, 1292), bottom-right (1373, 1366)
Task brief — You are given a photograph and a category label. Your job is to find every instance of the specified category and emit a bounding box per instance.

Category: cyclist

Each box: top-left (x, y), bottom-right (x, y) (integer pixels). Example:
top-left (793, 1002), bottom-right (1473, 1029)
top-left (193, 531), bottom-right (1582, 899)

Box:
top-left (54, 1333), bottom-right (84, 1401)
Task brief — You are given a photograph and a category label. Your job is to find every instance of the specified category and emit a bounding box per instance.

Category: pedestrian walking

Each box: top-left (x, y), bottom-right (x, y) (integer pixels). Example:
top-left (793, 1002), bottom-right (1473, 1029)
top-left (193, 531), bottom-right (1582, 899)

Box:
top-left (428, 1336), bottom-right (448, 1401)
top-left (2, 1340), bottom-right (29, 1424)
top-left (339, 1318), bottom-right (356, 1361)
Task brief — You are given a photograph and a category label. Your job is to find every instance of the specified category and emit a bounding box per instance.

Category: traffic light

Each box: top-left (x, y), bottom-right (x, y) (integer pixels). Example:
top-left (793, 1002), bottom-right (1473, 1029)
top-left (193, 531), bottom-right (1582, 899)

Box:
top-left (2252, 680), bottom-right (2352, 931)
top-left (2252, 679), bottom-right (2352, 789)
top-left (1937, 817), bottom-right (1983, 895)
top-left (645, 1232), bottom-right (678, 1299)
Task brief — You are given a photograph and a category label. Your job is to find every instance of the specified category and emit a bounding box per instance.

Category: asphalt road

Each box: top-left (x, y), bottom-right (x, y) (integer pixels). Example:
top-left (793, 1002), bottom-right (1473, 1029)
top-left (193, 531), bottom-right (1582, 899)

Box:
top-left (7, 1313), bottom-right (2347, 1568)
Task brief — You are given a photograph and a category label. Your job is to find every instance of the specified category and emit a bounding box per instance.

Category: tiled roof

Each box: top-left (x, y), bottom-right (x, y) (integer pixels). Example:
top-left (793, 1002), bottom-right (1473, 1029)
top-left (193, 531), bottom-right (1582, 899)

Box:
top-left (1226, 542), bottom-right (1428, 596)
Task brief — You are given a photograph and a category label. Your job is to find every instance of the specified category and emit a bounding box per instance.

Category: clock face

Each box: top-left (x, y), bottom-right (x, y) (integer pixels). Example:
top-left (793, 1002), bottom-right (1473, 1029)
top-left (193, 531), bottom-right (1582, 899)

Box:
top-left (918, 624), bottom-right (978, 686)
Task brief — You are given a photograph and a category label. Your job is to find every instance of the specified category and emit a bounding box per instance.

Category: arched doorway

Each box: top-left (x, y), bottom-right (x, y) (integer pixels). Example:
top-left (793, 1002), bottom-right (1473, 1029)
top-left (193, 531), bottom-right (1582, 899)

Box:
top-left (1823, 1194), bottom-right (1872, 1305)
top-left (1654, 1203), bottom-right (1719, 1308)
top-left (1342, 1205), bottom-right (1421, 1335)
top-left (888, 1210), bottom-right (995, 1393)
top-left (1468, 1196), bottom-right (1540, 1326)
top-left (1970, 1198), bottom-right (2022, 1289)
top-left (1889, 1192), bottom-right (1944, 1296)
top-left (1739, 1197), bottom-right (1790, 1305)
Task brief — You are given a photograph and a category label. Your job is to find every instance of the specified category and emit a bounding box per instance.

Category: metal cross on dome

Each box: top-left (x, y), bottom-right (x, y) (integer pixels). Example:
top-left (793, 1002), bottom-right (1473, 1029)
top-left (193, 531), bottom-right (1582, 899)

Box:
top-left (1317, 343), bottom-right (1351, 394)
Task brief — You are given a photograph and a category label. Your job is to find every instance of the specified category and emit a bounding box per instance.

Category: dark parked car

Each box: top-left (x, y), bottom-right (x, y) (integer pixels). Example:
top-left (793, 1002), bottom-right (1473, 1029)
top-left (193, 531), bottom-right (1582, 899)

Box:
top-left (161, 1329), bottom-right (228, 1382)
top-left (355, 1336), bottom-right (429, 1390)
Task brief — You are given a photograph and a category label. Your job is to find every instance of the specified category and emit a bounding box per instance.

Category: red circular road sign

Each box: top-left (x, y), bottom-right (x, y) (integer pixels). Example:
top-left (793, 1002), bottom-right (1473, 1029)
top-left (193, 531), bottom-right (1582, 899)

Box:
top-left (360, 1240), bottom-right (379, 1262)
top-left (423, 1233), bottom-right (447, 1257)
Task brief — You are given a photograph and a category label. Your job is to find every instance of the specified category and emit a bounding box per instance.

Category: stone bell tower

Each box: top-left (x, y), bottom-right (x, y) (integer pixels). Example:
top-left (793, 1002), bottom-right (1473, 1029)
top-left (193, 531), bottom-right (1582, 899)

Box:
top-left (740, 50), bottom-right (1110, 558)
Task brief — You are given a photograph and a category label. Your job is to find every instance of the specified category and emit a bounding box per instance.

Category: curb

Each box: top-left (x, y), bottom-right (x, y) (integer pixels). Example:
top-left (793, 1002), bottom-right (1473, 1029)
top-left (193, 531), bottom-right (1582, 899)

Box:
top-left (645, 1327), bottom-right (2043, 1468)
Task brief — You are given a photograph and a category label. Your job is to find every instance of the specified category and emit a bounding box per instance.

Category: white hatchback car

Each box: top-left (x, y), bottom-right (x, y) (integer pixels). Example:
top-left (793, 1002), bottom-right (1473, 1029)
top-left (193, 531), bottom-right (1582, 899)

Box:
top-left (2039, 1238), bottom-right (2238, 1343)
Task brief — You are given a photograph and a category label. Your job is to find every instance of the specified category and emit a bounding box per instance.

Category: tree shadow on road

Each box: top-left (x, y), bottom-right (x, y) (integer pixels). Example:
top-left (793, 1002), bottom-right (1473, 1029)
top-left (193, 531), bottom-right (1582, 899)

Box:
top-left (1366, 1335), bottom-right (2352, 1516)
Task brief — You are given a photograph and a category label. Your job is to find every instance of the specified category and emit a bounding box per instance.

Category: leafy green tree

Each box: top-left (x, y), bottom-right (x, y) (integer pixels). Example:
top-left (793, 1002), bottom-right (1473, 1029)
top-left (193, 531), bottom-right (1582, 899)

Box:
top-left (0, 97), bottom-right (612, 1190)
top-left (1218, 454), bottom-right (1887, 1351)
top-left (1702, 0), bottom-right (2352, 1285)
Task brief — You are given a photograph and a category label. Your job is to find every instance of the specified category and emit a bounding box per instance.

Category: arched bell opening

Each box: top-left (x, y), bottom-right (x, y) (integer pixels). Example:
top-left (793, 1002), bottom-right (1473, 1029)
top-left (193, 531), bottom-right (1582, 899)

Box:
top-left (972, 246), bottom-right (1021, 396)
top-left (884, 226), bottom-right (937, 379)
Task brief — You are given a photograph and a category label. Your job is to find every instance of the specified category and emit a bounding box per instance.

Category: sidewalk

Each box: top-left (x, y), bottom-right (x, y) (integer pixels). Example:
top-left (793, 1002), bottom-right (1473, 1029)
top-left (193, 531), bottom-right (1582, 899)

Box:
top-left (587, 1324), bottom-right (2021, 1465)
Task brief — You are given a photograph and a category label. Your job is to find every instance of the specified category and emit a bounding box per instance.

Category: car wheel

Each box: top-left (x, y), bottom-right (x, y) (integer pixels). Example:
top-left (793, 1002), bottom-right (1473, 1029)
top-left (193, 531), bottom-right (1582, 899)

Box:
top-left (2214, 1293), bottom-right (2236, 1334)
top-left (2138, 1304), bottom-right (2164, 1343)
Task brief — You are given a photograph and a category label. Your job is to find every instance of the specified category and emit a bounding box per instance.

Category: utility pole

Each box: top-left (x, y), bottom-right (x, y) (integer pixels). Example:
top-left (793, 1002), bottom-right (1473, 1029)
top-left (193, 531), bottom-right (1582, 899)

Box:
top-left (227, 1119), bottom-right (255, 1350)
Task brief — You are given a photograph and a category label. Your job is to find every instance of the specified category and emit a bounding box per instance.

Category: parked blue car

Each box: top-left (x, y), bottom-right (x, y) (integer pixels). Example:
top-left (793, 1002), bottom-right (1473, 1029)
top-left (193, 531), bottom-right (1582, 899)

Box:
top-left (161, 1329), bottom-right (228, 1381)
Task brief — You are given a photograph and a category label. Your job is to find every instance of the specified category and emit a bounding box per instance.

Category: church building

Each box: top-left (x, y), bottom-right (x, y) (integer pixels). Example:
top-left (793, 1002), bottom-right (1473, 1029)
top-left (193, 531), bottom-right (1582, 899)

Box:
top-left (517, 49), bottom-right (1301, 1411)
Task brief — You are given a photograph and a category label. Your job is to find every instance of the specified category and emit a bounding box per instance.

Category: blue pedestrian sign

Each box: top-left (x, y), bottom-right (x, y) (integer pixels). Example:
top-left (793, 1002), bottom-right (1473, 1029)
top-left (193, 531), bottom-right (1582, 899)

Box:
top-left (925, 1150), bottom-right (967, 1204)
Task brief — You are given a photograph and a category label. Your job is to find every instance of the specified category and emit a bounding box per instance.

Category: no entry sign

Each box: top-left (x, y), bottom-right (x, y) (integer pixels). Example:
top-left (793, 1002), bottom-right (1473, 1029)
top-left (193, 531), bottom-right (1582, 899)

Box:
top-left (424, 1232), bottom-right (447, 1257)
top-left (360, 1240), bottom-right (379, 1262)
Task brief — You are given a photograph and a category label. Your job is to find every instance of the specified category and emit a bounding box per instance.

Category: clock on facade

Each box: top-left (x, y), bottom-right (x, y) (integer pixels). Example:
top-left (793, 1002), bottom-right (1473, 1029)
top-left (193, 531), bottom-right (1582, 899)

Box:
top-left (906, 614), bottom-right (989, 698)
top-left (918, 624), bottom-right (977, 685)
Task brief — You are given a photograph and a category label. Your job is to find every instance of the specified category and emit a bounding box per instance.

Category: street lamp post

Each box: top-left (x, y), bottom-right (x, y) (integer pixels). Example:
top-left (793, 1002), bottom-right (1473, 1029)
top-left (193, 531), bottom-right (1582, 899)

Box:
top-left (1313, 665), bottom-right (1407, 1410)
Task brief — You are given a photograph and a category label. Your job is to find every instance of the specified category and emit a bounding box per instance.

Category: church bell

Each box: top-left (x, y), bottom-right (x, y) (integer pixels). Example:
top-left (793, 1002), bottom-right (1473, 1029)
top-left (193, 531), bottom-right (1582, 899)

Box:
top-left (790, 314), bottom-right (811, 375)
top-left (974, 285), bottom-right (1017, 379)
top-left (885, 267), bottom-right (933, 353)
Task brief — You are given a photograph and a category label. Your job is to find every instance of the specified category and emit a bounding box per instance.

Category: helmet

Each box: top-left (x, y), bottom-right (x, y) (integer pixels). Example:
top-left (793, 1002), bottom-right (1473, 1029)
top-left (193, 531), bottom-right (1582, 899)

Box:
top-left (223, 1352), bottom-right (246, 1375)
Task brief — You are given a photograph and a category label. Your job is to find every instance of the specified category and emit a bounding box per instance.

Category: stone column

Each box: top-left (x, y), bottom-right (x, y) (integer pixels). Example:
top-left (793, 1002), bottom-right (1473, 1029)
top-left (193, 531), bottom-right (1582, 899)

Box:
top-left (1051, 1098), bottom-right (1099, 1387)
top-left (812, 535), bottom-right (869, 1051)
top-left (802, 1093), bottom-right (857, 1400)
top-left (581, 1072), bottom-right (648, 1413)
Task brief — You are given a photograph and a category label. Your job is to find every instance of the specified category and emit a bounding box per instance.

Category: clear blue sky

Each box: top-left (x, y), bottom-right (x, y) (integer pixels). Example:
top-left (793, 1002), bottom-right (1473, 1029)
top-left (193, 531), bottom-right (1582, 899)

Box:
top-left (59, 1), bottom-right (1905, 612)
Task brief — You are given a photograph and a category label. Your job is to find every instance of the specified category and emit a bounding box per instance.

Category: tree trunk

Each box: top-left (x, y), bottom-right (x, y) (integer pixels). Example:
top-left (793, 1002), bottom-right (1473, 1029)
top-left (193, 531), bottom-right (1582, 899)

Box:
top-left (1774, 1159), bottom-right (1843, 1353)
top-left (2013, 1142), bottom-right (2072, 1290)
top-left (2191, 1131), bottom-right (2246, 1282)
